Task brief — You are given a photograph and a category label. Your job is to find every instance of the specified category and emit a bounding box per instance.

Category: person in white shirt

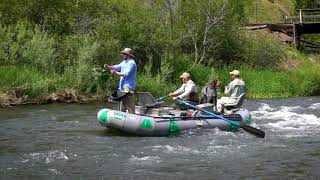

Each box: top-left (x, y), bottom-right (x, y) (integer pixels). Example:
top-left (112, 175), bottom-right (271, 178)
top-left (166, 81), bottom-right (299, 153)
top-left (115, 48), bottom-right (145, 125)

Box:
top-left (219, 70), bottom-right (248, 105)
top-left (169, 72), bottom-right (198, 103)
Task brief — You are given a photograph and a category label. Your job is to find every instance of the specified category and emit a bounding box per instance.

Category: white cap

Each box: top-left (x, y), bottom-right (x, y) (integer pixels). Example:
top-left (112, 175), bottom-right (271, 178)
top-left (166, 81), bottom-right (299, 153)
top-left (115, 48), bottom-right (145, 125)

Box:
top-left (179, 72), bottom-right (190, 78)
top-left (229, 70), bottom-right (240, 75)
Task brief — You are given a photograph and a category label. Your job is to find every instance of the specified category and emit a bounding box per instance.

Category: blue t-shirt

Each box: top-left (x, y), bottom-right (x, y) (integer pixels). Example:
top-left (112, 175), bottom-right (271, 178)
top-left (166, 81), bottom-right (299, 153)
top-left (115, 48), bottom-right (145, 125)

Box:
top-left (114, 58), bottom-right (137, 91)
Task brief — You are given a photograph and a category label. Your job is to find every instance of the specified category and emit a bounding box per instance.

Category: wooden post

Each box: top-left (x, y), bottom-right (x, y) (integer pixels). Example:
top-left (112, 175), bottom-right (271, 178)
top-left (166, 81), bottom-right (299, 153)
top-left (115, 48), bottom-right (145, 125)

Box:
top-left (292, 23), bottom-right (300, 48)
top-left (255, 0), bottom-right (258, 23)
top-left (299, 9), bottom-right (303, 24)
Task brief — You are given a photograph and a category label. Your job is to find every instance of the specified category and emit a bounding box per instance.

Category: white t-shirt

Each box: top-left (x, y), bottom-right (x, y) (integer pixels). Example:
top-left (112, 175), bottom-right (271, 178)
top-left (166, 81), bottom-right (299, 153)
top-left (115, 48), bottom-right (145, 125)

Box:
top-left (173, 79), bottom-right (197, 99)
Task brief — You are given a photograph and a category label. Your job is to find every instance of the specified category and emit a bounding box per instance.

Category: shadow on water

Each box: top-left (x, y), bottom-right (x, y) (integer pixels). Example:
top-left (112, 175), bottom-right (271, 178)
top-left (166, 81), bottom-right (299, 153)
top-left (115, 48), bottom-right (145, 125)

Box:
top-left (0, 145), bottom-right (18, 154)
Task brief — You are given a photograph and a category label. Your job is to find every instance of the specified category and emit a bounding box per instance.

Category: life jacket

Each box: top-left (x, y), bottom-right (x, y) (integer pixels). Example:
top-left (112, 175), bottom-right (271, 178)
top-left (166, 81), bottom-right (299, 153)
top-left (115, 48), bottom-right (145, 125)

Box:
top-left (186, 91), bottom-right (199, 103)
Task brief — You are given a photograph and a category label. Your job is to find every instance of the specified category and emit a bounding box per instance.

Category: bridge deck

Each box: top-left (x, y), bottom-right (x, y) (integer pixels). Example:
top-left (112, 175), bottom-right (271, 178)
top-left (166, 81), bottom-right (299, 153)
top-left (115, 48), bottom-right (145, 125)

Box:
top-left (243, 22), bottom-right (320, 47)
top-left (244, 23), bottom-right (320, 35)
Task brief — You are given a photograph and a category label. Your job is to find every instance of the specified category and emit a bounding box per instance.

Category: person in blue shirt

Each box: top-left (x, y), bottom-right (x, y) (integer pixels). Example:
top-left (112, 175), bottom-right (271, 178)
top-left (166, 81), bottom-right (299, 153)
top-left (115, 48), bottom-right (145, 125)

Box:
top-left (104, 48), bottom-right (137, 114)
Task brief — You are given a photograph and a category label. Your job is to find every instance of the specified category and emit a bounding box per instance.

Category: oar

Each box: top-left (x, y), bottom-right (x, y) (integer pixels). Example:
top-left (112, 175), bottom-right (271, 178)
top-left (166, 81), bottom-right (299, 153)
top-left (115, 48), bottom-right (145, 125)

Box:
top-left (155, 114), bottom-right (241, 121)
top-left (154, 96), bottom-right (168, 102)
top-left (177, 99), bottom-right (265, 138)
top-left (155, 115), bottom-right (227, 123)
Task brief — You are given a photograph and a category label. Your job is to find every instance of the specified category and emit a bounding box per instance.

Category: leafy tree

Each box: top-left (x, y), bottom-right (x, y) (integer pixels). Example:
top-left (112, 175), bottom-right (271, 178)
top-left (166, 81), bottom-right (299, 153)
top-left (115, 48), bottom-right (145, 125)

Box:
top-left (296, 0), bottom-right (320, 9)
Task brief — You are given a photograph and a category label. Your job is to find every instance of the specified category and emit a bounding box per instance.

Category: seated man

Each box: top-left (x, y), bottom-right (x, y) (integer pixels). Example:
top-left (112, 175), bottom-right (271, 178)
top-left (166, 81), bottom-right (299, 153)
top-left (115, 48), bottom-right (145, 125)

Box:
top-left (169, 72), bottom-right (198, 106)
top-left (218, 70), bottom-right (248, 105)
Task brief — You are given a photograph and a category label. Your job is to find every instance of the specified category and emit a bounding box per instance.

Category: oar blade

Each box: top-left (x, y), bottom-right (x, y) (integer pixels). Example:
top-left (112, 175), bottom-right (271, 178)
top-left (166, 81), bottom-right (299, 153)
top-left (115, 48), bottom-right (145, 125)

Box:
top-left (240, 124), bottom-right (265, 138)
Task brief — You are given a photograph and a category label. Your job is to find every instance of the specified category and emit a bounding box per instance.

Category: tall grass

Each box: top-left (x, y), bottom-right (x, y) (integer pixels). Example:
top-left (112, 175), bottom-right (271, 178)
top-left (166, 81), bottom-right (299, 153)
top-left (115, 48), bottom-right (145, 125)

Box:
top-left (220, 66), bottom-right (320, 99)
top-left (137, 63), bottom-right (320, 99)
top-left (0, 65), bottom-right (60, 97)
top-left (1, 62), bottom-right (319, 100)
top-left (0, 65), bottom-right (115, 98)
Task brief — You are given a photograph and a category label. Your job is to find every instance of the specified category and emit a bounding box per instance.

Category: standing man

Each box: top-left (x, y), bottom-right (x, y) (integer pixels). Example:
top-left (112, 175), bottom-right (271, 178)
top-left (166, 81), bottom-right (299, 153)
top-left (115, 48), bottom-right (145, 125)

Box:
top-left (104, 48), bottom-right (137, 114)
top-left (169, 72), bottom-right (198, 104)
top-left (219, 70), bottom-right (248, 105)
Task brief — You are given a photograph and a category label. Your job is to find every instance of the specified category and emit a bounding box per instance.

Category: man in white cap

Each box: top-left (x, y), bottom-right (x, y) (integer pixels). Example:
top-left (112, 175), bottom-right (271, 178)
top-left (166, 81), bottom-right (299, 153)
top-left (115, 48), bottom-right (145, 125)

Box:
top-left (219, 70), bottom-right (248, 105)
top-left (104, 48), bottom-right (137, 113)
top-left (168, 72), bottom-right (198, 104)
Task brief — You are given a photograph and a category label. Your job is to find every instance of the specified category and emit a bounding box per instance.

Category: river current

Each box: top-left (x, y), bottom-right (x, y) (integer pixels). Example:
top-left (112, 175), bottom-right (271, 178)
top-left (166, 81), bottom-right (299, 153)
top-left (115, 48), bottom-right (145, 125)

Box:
top-left (1, 97), bottom-right (320, 179)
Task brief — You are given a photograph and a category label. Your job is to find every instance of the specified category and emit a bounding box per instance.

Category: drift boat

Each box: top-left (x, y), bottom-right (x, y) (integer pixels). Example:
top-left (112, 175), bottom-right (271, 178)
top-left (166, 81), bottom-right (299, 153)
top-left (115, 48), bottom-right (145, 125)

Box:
top-left (97, 92), bottom-right (254, 136)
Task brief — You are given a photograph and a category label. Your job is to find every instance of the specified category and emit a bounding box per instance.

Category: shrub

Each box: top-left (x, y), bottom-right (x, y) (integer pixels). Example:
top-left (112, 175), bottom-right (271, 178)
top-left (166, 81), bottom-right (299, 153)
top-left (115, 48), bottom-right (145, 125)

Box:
top-left (22, 27), bottom-right (57, 72)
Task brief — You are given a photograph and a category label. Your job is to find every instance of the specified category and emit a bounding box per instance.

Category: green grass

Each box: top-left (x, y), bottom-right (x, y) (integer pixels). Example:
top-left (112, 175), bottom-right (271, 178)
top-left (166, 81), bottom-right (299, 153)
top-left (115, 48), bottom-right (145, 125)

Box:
top-left (245, 0), bottom-right (295, 23)
top-left (0, 65), bottom-right (94, 98)
top-left (1, 59), bottom-right (320, 101)
top-left (0, 65), bottom-right (56, 97)
top-left (137, 62), bottom-right (320, 100)
top-left (220, 64), bottom-right (320, 99)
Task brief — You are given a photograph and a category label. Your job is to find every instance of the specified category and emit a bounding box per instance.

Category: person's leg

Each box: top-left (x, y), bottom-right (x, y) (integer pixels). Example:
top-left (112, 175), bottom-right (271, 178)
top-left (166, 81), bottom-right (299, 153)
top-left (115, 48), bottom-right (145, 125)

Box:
top-left (219, 97), bottom-right (237, 104)
top-left (119, 99), bottom-right (126, 112)
top-left (123, 94), bottom-right (135, 114)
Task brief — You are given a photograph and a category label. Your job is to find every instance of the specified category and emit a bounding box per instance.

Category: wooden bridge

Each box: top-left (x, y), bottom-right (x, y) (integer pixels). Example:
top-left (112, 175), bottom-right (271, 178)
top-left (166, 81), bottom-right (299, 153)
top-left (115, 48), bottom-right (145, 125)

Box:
top-left (244, 8), bottom-right (320, 49)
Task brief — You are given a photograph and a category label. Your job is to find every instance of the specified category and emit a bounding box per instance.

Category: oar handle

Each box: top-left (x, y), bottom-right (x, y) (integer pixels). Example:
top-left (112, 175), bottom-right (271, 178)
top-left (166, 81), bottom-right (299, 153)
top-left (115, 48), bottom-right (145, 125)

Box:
top-left (158, 115), bottom-right (221, 119)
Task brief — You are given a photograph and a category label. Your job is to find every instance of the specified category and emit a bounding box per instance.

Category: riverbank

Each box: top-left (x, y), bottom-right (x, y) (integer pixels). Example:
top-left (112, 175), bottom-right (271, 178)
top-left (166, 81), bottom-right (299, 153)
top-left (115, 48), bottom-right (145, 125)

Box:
top-left (0, 89), bottom-right (104, 107)
top-left (1, 53), bottom-right (320, 107)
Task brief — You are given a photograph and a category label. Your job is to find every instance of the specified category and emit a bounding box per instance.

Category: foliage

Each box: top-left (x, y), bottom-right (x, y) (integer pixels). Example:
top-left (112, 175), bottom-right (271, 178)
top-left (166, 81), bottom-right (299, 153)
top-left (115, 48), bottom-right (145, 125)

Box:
top-left (0, 0), bottom-right (319, 99)
top-left (228, 65), bottom-right (320, 98)
top-left (296, 0), bottom-right (320, 9)
top-left (243, 0), bottom-right (295, 23)
top-left (240, 31), bottom-right (284, 69)
top-left (22, 28), bottom-right (57, 72)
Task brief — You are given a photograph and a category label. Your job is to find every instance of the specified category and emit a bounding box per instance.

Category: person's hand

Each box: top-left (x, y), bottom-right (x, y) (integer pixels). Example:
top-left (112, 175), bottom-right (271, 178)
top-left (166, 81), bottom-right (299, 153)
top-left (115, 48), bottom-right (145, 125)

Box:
top-left (169, 93), bottom-right (173, 96)
top-left (110, 70), bottom-right (116, 74)
top-left (104, 64), bottom-right (113, 70)
top-left (172, 96), bottom-right (178, 100)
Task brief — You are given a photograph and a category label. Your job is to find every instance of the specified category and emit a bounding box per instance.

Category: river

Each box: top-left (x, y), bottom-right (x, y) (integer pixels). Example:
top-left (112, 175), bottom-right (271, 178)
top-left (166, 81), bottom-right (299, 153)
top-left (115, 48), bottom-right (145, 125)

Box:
top-left (1, 97), bottom-right (320, 179)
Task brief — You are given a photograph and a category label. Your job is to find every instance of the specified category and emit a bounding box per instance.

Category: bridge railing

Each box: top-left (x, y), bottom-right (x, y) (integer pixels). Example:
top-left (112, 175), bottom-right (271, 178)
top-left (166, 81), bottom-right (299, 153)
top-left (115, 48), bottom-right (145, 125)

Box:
top-left (285, 8), bottom-right (320, 24)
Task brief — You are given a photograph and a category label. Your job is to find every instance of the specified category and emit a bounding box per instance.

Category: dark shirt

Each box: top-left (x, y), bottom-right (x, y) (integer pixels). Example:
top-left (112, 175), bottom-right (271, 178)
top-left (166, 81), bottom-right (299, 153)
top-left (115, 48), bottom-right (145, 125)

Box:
top-left (200, 85), bottom-right (217, 104)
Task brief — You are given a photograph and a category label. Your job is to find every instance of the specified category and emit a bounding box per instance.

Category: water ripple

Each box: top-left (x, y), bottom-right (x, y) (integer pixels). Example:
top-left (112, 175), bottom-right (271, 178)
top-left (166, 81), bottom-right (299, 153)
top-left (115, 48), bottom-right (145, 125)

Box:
top-left (28, 150), bottom-right (69, 164)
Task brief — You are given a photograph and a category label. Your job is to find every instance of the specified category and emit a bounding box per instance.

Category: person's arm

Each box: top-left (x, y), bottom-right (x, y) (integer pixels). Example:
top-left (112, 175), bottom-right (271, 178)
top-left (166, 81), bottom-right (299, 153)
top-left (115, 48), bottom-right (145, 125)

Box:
top-left (224, 82), bottom-right (233, 97)
top-left (110, 70), bottom-right (124, 77)
top-left (169, 84), bottom-right (184, 96)
top-left (104, 64), bottom-right (116, 70)
top-left (105, 62), bottom-right (124, 77)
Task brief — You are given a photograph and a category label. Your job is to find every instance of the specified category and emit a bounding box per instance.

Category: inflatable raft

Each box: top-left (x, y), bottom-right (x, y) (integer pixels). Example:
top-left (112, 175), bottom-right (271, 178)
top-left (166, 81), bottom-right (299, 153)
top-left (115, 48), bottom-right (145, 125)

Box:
top-left (97, 101), bottom-right (252, 136)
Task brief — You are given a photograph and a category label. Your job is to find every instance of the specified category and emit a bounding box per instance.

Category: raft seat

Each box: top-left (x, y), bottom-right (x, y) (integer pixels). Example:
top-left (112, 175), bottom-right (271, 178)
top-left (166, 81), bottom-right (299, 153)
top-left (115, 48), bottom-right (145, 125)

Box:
top-left (224, 93), bottom-right (246, 110)
top-left (136, 92), bottom-right (166, 108)
top-left (136, 92), bottom-right (156, 106)
top-left (136, 92), bottom-right (175, 116)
